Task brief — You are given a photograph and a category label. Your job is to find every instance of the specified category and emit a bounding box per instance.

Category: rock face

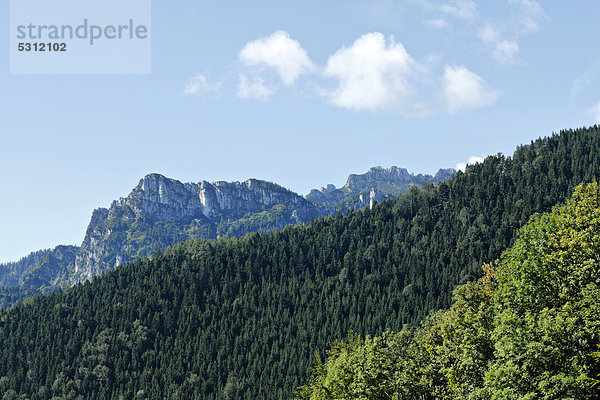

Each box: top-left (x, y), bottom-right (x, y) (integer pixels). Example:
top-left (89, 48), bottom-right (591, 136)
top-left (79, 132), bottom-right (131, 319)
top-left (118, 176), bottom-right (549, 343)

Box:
top-left (433, 168), bottom-right (456, 183)
top-left (124, 174), bottom-right (315, 222)
top-left (0, 166), bottom-right (455, 306)
top-left (71, 174), bottom-right (325, 283)
top-left (21, 245), bottom-right (78, 287)
top-left (307, 166), bottom-right (456, 207)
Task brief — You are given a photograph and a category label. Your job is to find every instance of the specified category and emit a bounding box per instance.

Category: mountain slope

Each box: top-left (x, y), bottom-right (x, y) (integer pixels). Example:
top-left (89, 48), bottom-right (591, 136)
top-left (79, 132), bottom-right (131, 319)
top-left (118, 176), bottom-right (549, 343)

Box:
top-left (298, 183), bottom-right (600, 399)
top-left (0, 126), bottom-right (599, 398)
top-left (306, 166), bottom-right (454, 208)
top-left (71, 174), bottom-right (326, 282)
top-left (0, 249), bottom-right (51, 287)
top-left (0, 166), bottom-right (454, 307)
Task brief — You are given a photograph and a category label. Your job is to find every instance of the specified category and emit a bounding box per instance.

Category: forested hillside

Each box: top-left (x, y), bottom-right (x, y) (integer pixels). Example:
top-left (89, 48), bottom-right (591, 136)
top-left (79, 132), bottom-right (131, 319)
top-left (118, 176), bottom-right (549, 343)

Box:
top-left (0, 166), bottom-right (453, 309)
top-left (0, 249), bottom-right (51, 287)
top-left (298, 183), bottom-right (600, 399)
top-left (0, 126), bottom-right (599, 399)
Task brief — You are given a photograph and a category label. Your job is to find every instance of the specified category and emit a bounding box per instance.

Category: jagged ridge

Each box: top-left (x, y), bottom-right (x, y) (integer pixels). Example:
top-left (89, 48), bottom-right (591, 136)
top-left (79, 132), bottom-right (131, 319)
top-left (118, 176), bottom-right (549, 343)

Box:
top-left (0, 166), bottom-right (455, 306)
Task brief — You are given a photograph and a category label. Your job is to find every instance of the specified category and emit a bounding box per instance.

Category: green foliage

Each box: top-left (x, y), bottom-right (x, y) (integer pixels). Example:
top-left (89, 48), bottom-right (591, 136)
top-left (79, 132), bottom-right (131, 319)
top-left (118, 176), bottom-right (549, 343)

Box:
top-left (216, 204), bottom-right (297, 237)
top-left (418, 264), bottom-right (498, 399)
top-left (483, 182), bottom-right (600, 399)
top-left (296, 330), bottom-right (425, 400)
top-left (0, 249), bottom-right (52, 286)
top-left (299, 183), bottom-right (600, 399)
top-left (1, 127), bottom-right (600, 398)
top-left (591, 345), bottom-right (600, 388)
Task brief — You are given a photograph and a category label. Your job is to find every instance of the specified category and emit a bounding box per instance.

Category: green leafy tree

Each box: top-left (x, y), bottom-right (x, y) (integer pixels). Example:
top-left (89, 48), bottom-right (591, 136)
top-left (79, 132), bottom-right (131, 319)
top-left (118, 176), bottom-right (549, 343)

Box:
top-left (296, 330), bottom-right (427, 400)
top-left (299, 183), bottom-right (600, 400)
top-left (483, 182), bottom-right (600, 399)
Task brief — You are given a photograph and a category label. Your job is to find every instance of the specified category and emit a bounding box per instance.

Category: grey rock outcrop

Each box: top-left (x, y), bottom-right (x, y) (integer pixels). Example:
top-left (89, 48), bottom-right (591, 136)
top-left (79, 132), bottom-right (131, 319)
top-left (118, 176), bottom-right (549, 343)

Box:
top-left (1, 165), bottom-right (455, 307)
top-left (307, 166), bottom-right (456, 207)
top-left (72, 173), bottom-right (325, 282)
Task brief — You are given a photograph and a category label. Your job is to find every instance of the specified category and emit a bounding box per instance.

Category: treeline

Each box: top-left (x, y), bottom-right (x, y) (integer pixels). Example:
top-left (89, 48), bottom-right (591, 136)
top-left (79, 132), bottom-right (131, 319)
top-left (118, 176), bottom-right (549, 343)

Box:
top-left (0, 126), bottom-right (599, 398)
top-left (298, 183), bottom-right (600, 399)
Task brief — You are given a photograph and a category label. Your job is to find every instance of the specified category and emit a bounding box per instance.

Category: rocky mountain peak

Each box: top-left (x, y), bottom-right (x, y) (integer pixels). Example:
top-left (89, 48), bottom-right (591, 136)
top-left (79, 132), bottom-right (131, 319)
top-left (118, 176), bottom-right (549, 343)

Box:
top-left (433, 168), bottom-right (456, 182)
top-left (307, 166), bottom-right (456, 206)
top-left (345, 166), bottom-right (411, 189)
top-left (86, 208), bottom-right (109, 236)
top-left (1, 165), bottom-right (456, 306)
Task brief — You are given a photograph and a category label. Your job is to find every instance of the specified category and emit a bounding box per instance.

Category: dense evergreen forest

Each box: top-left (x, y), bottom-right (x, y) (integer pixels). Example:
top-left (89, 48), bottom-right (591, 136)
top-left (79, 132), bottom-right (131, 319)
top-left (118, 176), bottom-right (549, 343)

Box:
top-left (298, 183), bottom-right (600, 399)
top-left (0, 126), bottom-right (599, 399)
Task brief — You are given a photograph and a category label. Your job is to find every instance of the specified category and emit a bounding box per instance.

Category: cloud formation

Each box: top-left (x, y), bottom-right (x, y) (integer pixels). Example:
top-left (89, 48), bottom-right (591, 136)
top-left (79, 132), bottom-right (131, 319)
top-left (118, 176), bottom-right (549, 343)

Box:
top-left (480, 0), bottom-right (545, 65)
top-left (438, 0), bottom-right (478, 20)
top-left (182, 75), bottom-right (222, 95)
top-left (418, 0), bottom-right (546, 66)
top-left (493, 40), bottom-right (520, 65)
top-left (189, 30), bottom-right (498, 116)
top-left (509, 0), bottom-right (547, 34)
top-left (424, 18), bottom-right (450, 29)
top-left (239, 30), bottom-right (315, 85)
top-left (237, 74), bottom-right (273, 101)
top-left (441, 65), bottom-right (498, 114)
top-left (589, 101), bottom-right (600, 123)
top-left (479, 24), bottom-right (499, 43)
top-left (235, 31), bottom-right (497, 115)
top-left (322, 33), bottom-right (497, 115)
top-left (478, 25), bottom-right (519, 65)
top-left (322, 33), bottom-right (428, 115)
top-left (418, 0), bottom-right (478, 20)
top-left (456, 155), bottom-right (485, 172)
top-left (569, 59), bottom-right (600, 104)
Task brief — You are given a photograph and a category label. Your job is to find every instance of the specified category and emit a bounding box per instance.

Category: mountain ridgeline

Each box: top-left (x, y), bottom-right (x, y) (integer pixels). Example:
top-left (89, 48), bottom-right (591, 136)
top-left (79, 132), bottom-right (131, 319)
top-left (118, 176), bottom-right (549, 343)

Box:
top-left (306, 166), bottom-right (454, 207)
top-left (0, 126), bottom-right (599, 399)
top-left (0, 166), bottom-right (454, 307)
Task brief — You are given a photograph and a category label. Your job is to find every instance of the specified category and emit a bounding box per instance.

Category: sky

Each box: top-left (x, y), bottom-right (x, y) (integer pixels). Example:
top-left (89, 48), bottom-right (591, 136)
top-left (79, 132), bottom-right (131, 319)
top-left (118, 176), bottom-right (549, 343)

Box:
top-left (1, 0), bottom-right (600, 263)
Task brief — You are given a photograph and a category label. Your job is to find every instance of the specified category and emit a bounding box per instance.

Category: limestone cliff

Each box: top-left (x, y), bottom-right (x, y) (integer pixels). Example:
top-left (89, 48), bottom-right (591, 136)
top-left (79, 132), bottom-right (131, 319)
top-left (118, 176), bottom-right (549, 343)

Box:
top-left (1, 166), bottom-right (454, 306)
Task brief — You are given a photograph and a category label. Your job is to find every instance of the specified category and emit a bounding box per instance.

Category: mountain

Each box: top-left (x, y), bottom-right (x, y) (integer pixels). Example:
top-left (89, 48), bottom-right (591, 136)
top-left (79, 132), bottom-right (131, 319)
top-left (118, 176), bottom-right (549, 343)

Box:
top-left (306, 166), bottom-right (455, 208)
top-left (71, 174), bottom-right (326, 282)
top-left (0, 126), bottom-right (598, 398)
top-left (0, 249), bottom-right (51, 287)
top-left (19, 245), bottom-right (78, 288)
top-left (0, 166), bottom-right (454, 307)
top-left (0, 246), bottom-right (77, 289)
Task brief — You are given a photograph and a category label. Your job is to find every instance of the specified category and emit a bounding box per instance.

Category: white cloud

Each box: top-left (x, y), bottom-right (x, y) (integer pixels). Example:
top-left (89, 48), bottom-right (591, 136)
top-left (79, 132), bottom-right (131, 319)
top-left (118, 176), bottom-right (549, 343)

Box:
top-left (233, 30), bottom-right (499, 116)
top-left (479, 24), bottom-right (500, 43)
top-left (424, 18), bottom-right (450, 29)
top-left (182, 75), bottom-right (222, 95)
top-left (441, 65), bottom-right (498, 114)
top-left (570, 59), bottom-right (600, 103)
top-left (479, 25), bottom-right (520, 65)
top-left (322, 32), bottom-right (428, 115)
top-left (439, 0), bottom-right (478, 20)
top-left (477, 2), bottom-right (546, 66)
top-left (512, 0), bottom-right (545, 15)
top-left (418, 0), bottom-right (477, 20)
top-left (509, 0), bottom-right (547, 34)
top-left (237, 74), bottom-right (273, 101)
top-left (456, 155), bottom-right (485, 172)
top-left (588, 101), bottom-right (600, 123)
top-left (418, 0), bottom-right (545, 67)
top-left (239, 30), bottom-right (315, 85)
top-left (493, 40), bottom-right (519, 65)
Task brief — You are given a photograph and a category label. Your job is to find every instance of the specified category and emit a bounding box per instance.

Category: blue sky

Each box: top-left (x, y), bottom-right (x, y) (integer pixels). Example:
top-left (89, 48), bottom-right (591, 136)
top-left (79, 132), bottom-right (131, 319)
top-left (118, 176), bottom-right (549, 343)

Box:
top-left (1, 0), bottom-right (600, 263)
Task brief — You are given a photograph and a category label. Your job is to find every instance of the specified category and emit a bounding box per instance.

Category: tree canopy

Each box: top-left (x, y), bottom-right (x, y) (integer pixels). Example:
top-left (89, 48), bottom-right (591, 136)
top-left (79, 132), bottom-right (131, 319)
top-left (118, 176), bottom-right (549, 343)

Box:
top-left (298, 183), bottom-right (600, 399)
